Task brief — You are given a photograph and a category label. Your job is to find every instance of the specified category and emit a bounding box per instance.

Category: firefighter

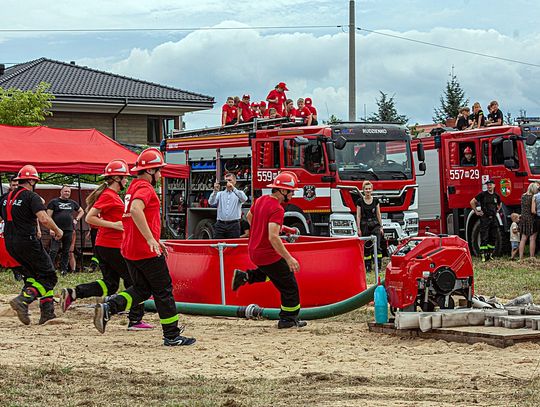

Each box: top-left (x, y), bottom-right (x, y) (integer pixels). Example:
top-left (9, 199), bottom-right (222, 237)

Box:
top-left (60, 159), bottom-right (153, 331)
top-left (0, 165), bottom-right (64, 325)
top-left (356, 180), bottom-right (383, 272)
top-left (93, 148), bottom-right (196, 346)
top-left (460, 146), bottom-right (476, 166)
top-left (470, 179), bottom-right (502, 261)
top-left (231, 171), bottom-right (307, 329)
top-left (0, 176), bottom-right (24, 281)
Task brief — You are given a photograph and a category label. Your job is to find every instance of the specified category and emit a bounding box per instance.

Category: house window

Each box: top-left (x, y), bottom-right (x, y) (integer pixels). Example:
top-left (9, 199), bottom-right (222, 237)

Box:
top-left (147, 116), bottom-right (177, 144)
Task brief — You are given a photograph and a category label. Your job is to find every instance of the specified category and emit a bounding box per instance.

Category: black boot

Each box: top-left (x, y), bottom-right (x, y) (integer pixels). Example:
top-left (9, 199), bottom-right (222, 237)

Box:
top-left (364, 261), bottom-right (372, 273)
top-left (38, 298), bottom-right (56, 325)
top-left (10, 287), bottom-right (38, 325)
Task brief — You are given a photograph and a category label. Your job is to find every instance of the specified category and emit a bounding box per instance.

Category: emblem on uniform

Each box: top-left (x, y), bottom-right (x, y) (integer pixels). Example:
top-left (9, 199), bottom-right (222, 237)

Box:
top-left (303, 185), bottom-right (316, 201)
top-left (500, 178), bottom-right (511, 197)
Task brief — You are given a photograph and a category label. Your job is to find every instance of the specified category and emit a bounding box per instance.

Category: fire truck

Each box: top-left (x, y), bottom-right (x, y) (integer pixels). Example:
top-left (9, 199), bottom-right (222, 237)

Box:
top-left (413, 122), bottom-right (540, 255)
top-left (163, 118), bottom-right (425, 243)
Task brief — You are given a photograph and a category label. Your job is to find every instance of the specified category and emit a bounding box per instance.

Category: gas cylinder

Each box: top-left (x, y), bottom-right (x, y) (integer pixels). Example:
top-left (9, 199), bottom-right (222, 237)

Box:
top-left (374, 283), bottom-right (388, 324)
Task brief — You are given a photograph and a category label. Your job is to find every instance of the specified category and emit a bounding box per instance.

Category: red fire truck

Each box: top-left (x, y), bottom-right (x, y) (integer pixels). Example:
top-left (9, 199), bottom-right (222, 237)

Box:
top-left (163, 118), bottom-right (425, 243)
top-left (413, 122), bottom-right (540, 255)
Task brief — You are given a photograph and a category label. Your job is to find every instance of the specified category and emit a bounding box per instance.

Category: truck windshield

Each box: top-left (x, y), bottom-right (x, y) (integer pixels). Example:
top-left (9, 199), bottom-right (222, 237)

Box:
top-left (335, 139), bottom-right (413, 180)
top-left (526, 143), bottom-right (540, 174)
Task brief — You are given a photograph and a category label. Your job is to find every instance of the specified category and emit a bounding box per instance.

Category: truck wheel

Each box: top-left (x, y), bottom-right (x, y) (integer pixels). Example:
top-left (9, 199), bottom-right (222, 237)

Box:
top-left (287, 221), bottom-right (307, 235)
top-left (194, 218), bottom-right (215, 239)
top-left (470, 220), bottom-right (507, 257)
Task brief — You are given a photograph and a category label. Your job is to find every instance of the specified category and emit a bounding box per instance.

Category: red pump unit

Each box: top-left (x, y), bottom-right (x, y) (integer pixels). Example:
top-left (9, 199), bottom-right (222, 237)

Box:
top-left (385, 235), bottom-right (474, 312)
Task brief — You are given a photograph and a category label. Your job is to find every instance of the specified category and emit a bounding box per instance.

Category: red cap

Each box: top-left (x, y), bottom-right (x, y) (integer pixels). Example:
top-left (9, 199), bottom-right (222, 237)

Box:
top-left (242, 94), bottom-right (250, 99)
top-left (464, 147), bottom-right (473, 154)
top-left (305, 97), bottom-right (312, 105)
top-left (277, 82), bottom-right (288, 91)
top-left (251, 102), bottom-right (259, 107)
top-left (259, 101), bottom-right (267, 108)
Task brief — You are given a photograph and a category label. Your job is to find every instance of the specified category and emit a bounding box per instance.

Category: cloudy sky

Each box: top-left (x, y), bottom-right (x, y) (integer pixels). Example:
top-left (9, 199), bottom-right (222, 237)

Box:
top-left (2, 0), bottom-right (540, 129)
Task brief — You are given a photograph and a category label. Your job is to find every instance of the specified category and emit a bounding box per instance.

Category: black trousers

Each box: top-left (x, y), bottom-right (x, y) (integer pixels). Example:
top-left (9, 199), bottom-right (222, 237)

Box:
top-left (49, 229), bottom-right (73, 273)
top-left (75, 246), bottom-right (144, 323)
top-left (6, 235), bottom-right (57, 300)
top-left (213, 220), bottom-right (241, 239)
top-left (360, 221), bottom-right (382, 267)
top-left (109, 255), bottom-right (180, 338)
top-left (480, 216), bottom-right (498, 254)
top-left (246, 258), bottom-right (300, 321)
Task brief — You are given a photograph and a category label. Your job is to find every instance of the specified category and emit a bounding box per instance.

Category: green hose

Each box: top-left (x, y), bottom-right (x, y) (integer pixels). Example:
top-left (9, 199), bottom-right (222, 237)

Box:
top-left (144, 281), bottom-right (382, 321)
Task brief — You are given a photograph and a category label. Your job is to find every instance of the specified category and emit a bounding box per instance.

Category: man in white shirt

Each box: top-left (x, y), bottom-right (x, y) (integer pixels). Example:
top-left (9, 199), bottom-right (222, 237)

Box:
top-left (209, 173), bottom-right (247, 239)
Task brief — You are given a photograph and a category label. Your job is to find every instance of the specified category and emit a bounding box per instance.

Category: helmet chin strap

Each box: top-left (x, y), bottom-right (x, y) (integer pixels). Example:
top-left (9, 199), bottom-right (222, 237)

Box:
top-left (279, 189), bottom-right (290, 203)
top-left (145, 170), bottom-right (159, 186)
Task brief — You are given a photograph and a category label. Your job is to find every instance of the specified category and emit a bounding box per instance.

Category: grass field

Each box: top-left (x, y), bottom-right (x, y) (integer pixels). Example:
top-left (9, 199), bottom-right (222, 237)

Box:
top-left (1, 257), bottom-right (540, 407)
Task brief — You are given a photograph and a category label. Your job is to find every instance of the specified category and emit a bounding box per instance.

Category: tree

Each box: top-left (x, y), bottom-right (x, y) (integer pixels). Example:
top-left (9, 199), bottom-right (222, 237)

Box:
top-left (433, 72), bottom-right (468, 124)
top-left (367, 91), bottom-right (408, 124)
top-left (324, 114), bottom-right (343, 124)
top-left (0, 82), bottom-right (54, 126)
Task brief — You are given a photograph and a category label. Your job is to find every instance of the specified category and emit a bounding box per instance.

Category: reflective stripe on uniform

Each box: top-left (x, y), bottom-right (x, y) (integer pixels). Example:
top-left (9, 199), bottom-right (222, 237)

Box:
top-left (281, 304), bottom-right (301, 312)
top-left (26, 277), bottom-right (47, 297)
top-left (91, 256), bottom-right (99, 264)
top-left (96, 279), bottom-right (108, 297)
top-left (160, 314), bottom-right (179, 325)
top-left (118, 292), bottom-right (132, 311)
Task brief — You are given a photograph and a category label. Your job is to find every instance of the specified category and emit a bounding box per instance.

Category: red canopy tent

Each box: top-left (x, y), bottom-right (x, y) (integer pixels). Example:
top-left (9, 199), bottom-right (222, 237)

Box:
top-left (0, 124), bottom-right (188, 178)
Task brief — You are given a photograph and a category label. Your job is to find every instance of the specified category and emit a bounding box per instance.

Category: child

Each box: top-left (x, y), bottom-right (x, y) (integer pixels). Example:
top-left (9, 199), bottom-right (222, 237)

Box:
top-left (510, 213), bottom-right (520, 260)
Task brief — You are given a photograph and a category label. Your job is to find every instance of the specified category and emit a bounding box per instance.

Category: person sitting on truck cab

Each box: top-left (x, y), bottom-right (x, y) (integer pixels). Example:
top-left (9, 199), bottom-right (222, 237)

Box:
top-left (487, 100), bottom-right (504, 126)
top-left (305, 98), bottom-right (318, 125)
top-left (460, 146), bottom-right (476, 166)
top-left (222, 97), bottom-right (238, 126)
top-left (266, 82), bottom-right (288, 116)
top-left (470, 102), bottom-right (486, 128)
top-left (285, 99), bottom-right (296, 119)
top-left (455, 107), bottom-right (471, 131)
top-left (238, 94), bottom-right (254, 123)
top-left (266, 108), bottom-right (281, 119)
top-left (296, 98), bottom-right (313, 126)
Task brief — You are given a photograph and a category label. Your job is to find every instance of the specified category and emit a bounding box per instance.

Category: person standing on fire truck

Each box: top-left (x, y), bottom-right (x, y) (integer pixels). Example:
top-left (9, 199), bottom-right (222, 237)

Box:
top-left (93, 148), bottom-right (195, 346)
top-left (0, 165), bottom-right (64, 325)
top-left (231, 171), bottom-right (307, 329)
top-left (266, 82), bottom-right (288, 116)
top-left (356, 181), bottom-right (383, 272)
top-left (60, 159), bottom-right (152, 331)
top-left (470, 179), bottom-right (502, 262)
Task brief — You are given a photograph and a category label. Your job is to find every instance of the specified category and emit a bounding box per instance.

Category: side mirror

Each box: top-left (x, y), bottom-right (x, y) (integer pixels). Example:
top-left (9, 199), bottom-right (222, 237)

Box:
top-left (526, 132), bottom-right (538, 146)
top-left (417, 142), bottom-right (425, 162)
top-left (419, 162), bottom-right (426, 172)
top-left (502, 139), bottom-right (514, 159)
top-left (334, 135), bottom-right (347, 150)
top-left (293, 136), bottom-right (310, 145)
top-left (326, 141), bottom-right (336, 162)
top-left (504, 159), bottom-right (516, 169)
top-left (492, 136), bottom-right (503, 145)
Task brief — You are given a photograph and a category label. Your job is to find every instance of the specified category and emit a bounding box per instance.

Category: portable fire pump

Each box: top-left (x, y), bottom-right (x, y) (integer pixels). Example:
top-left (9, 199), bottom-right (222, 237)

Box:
top-left (385, 235), bottom-right (474, 312)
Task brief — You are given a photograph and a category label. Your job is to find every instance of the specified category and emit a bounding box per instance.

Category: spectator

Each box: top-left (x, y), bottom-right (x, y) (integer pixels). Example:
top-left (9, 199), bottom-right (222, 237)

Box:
top-left (285, 99), bottom-right (296, 119)
top-left (259, 101), bottom-right (267, 117)
top-left (305, 98), bottom-right (318, 125)
top-left (221, 96), bottom-right (238, 126)
top-left (251, 102), bottom-right (261, 118)
top-left (535, 186), bottom-right (540, 240)
top-left (296, 98), bottom-right (313, 126)
top-left (266, 108), bottom-right (281, 119)
top-left (209, 173), bottom-right (247, 239)
top-left (238, 94), bottom-right (254, 123)
top-left (240, 215), bottom-right (250, 238)
top-left (47, 185), bottom-right (84, 275)
top-left (460, 146), bottom-right (476, 166)
top-left (519, 182), bottom-right (538, 260)
top-left (266, 82), bottom-right (288, 116)
top-left (509, 213), bottom-right (520, 260)
top-left (455, 107), bottom-right (471, 131)
top-left (487, 100), bottom-right (504, 126)
top-left (470, 102), bottom-right (486, 128)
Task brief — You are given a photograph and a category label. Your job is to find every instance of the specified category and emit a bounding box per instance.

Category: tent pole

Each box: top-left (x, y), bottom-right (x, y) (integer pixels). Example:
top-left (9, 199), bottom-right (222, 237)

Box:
top-left (77, 175), bottom-right (85, 272)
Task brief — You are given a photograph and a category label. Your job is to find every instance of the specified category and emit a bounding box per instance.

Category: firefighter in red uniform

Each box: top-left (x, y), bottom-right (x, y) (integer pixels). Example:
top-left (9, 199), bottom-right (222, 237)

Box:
top-left (60, 159), bottom-right (152, 330)
top-left (93, 148), bottom-right (196, 346)
top-left (231, 171), bottom-right (307, 329)
top-left (266, 82), bottom-right (288, 116)
top-left (0, 165), bottom-right (63, 325)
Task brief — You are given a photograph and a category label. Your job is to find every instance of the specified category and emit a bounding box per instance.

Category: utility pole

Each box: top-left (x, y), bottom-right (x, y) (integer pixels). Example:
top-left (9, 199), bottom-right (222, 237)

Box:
top-left (348, 0), bottom-right (356, 122)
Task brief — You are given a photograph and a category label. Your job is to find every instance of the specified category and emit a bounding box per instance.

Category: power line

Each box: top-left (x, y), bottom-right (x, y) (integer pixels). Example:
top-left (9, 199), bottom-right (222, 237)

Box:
top-left (0, 24), bottom-right (344, 33)
top-left (357, 27), bottom-right (540, 68)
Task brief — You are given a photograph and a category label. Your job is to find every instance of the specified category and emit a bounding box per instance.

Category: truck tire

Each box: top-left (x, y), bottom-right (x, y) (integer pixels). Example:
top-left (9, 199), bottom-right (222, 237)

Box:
top-left (470, 219), bottom-right (508, 257)
top-left (194, 218), bottom-right (215, 240)
top-left (286, 221), bottom-right (307, 235)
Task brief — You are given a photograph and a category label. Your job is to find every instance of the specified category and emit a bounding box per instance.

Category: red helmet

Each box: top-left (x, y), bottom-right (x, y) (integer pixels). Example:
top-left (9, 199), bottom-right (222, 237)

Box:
top-left (15, 164), bottom-right (40, 181)
top-left (102, 159), bottom-right (129, 177)
top-left (464, 146), bottom-right (473, 154)
top-left (131, 148), bottom-right (166, 172)
top-left (267, 171), bottom-right (299, 191)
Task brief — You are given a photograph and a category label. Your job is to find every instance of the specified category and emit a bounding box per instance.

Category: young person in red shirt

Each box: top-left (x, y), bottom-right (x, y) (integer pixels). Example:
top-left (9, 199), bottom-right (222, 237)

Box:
top-left (94, 148), bottom-right (195, 346)
top-left (238, 94), bottom-right (254, 123)
top-left (231, 171), bottom-right (307, 329)
top-left (250, 102), bottom-right (261, 118)
top-left (285, 99), bottom-right (296, 120)
top-left (266, 82), bottom-right (288, 116)
top-left (221, 96), bottom-right (238, 126)
top-left (60, 159), bottom-right (152, 331)
top-left (304, 97), bottom-right (318, 125)
top-left (296, 98), bottom-right (313, 126)
top-left (259, 101), bottom-right (267, 117)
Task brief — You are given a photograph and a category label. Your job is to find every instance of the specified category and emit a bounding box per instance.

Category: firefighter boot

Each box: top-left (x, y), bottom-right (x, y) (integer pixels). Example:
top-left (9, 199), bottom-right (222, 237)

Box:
top-left (38, 298), bottom-right (56, 325)
top-left (364, 260), bottom-right (372, 273)
top-left (231, 269), bottom-right (248, 291)
top-left (9, 287), bottom-right (38, 325)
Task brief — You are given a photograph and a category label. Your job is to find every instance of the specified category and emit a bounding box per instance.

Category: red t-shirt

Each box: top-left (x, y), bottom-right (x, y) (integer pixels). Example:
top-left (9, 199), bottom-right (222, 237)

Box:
top-left (266, 89), bottom-right (287, 115)
top-left (287, 107), bottom-right (297, 118)
top-left (93, 188), bottom-right (124, 249)
top-left (306, 105), bottom-right (317, 116)
top-left (297, 106), bottom-right (311, 119)
top-left (121, 179), bottom-right (161, 261)
top-left (248, 195), bottom-right (284, 266)
top-left (222, 104), bottom-right (238, 124)
top-left (238, 101), bottom-right (254, 122)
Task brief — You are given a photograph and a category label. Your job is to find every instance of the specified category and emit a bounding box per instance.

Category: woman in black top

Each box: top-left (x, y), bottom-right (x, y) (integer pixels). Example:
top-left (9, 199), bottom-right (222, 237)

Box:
top-left (356, 181), bottom-right (383, 272)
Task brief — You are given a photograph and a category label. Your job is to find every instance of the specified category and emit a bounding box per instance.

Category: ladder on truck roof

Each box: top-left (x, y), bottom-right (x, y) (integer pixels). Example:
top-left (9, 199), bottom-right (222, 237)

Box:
top-left (169, 117), bottom-right (293, 139)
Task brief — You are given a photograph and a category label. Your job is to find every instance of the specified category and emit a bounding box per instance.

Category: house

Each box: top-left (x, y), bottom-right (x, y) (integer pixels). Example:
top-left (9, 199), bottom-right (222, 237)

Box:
top-left (0, 58), bottom-right (214, 145)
